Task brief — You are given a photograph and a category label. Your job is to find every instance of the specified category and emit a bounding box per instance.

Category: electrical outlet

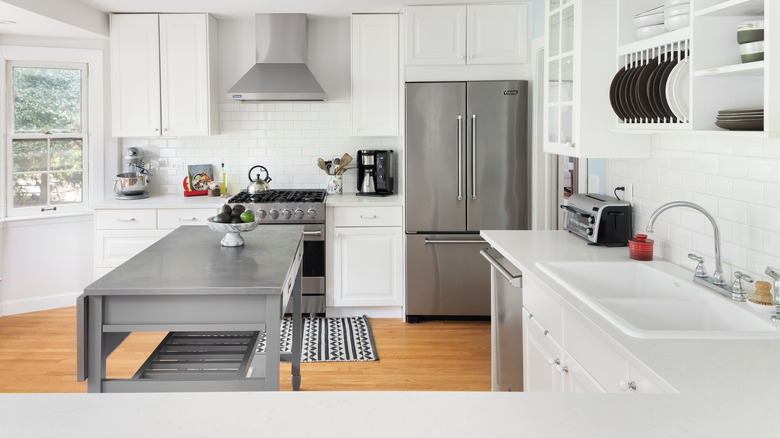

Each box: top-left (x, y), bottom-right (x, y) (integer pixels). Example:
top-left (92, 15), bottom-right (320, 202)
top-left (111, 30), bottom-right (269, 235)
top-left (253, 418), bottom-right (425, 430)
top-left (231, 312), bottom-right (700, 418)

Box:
top-left (625, 183), bottom-right (634, 205)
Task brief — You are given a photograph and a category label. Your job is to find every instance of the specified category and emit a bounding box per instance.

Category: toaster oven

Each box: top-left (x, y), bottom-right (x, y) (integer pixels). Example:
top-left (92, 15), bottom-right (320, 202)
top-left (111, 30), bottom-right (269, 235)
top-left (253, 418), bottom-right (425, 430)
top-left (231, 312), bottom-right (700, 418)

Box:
top-left (562, 193), bottom-right (632, 246)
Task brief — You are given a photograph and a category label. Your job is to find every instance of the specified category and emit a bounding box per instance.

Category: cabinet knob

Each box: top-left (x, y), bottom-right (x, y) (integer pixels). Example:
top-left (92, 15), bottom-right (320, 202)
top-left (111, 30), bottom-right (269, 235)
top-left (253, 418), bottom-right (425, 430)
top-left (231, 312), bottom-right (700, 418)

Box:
top-left (547, 357), bottom-right (560, 366)
top-left (619, 379), bottom-right (637, 392)
top-left (555, 364), bottom-right (569, 374)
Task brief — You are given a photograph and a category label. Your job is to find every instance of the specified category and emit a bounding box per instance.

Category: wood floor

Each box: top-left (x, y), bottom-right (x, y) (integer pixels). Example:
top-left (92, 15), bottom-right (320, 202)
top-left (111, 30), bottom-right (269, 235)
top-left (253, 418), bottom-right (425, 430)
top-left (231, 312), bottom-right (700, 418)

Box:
top-left (0, 307), bottom-right (491, 392)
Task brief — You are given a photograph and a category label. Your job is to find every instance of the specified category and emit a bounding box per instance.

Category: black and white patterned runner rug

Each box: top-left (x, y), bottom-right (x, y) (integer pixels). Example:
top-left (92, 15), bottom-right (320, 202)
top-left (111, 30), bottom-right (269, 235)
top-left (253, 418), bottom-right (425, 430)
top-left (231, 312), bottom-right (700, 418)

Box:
top-left (257, 315), bottom-right (379, 362)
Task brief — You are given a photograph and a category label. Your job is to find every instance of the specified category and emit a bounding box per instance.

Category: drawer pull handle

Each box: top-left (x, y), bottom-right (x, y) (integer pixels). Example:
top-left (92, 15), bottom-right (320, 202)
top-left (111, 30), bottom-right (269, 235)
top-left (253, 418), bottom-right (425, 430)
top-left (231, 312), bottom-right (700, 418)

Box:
top-left (360, 214), bottom-right (377, 219)
top-left (178, 217), bottom-right (198, 222)
top-left (116, 218), bottom-right (136, 222)
top-left (619, 380), bottom-right (637, 392)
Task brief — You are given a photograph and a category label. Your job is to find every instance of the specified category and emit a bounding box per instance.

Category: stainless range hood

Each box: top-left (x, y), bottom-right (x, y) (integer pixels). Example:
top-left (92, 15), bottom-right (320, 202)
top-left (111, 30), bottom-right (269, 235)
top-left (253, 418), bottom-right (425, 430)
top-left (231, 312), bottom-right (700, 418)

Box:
top-left (227, 14), bottom-right (327, 101)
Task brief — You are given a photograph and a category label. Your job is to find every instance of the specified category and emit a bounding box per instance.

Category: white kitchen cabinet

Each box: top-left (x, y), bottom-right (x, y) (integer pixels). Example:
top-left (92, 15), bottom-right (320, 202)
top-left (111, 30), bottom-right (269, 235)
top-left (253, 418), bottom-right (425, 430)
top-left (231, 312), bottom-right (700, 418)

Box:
top-left (110, 13), bottom-right (218, 137)
top-left (406, 4), bottom-right (528, 66)
top-left (523, 309), bottom-right (605, 393)
top-left (543, 0), bottom-right (650, 158)
top-left (94, 207), bottom-right (216, 279)
top-left (519, 268), bottom-right (672, 393)
top-left (351, 14), bottom-right (399, 136)
top-left (330, 205), bottom-right (403, 307)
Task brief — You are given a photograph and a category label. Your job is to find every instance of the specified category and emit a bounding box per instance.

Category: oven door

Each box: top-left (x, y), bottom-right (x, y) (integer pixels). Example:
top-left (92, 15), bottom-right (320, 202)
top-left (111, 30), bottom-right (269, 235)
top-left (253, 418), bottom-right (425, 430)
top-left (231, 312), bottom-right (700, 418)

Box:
top-left (301, 224), bottom-right (325, 314)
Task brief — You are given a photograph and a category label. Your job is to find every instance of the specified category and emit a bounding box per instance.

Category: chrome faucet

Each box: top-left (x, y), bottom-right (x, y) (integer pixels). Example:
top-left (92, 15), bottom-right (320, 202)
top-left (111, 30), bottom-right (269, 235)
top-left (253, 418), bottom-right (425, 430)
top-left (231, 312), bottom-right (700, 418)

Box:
top-left (646, 201), bottom-right (743, 301)
top-left (766, 266), bottom-right (780, 323)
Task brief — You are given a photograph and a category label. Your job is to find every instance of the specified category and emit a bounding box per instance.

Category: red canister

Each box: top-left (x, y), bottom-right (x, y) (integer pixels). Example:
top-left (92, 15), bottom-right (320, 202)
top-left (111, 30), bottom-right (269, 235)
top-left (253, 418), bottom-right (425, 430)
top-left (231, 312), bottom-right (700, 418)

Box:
top-left (629, 234), bottom-right (654, 261)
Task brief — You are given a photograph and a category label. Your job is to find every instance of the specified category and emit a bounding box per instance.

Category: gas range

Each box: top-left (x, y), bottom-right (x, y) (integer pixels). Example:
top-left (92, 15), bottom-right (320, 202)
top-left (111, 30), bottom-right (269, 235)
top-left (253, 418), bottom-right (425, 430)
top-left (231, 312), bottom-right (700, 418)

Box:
top-left (227, 189), bottom-right (326, 224)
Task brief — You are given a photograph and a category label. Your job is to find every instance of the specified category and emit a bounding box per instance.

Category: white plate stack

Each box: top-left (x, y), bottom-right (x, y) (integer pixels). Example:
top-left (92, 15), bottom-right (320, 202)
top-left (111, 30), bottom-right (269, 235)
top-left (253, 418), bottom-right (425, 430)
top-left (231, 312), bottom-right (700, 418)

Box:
top-left (664, 0), bottom-right (690, 31)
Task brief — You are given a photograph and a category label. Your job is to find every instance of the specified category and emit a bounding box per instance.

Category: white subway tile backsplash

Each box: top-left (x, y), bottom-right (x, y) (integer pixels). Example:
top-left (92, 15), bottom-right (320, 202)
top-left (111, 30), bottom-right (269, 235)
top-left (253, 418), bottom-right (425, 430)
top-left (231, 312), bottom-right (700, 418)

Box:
top-left (609, 133), bottom-right (780, 287)
top-left (122, 101), bottom-right (400, 193)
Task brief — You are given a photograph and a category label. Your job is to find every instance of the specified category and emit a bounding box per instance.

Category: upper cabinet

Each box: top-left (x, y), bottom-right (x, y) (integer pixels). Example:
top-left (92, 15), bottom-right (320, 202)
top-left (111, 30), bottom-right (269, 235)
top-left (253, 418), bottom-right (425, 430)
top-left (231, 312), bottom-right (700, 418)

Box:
top-left (406, 4), bottom-right (529, 66)
top-left (614, 0), bottom-right (774, 134)
top-left (351, 13), bottom-right (399, 137)
top-left (110, 14), bottom-right (218, 138)
top-left (543, 0), bottom-right (650, 158)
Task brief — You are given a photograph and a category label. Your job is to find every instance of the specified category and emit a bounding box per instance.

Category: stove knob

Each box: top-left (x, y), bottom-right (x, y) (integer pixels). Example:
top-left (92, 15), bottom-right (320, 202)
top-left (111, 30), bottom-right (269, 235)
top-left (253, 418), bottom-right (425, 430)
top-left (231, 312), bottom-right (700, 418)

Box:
top-left (307, 208), bottom-right (317, 219)
top-left (256, 209), bottom-right (267, 219)
top-left (281, 209), bottom-right (292, 219)
top-left (269, 209), bottom-right (279, 219)
top-left (294, 208), bottom-right (304, 219)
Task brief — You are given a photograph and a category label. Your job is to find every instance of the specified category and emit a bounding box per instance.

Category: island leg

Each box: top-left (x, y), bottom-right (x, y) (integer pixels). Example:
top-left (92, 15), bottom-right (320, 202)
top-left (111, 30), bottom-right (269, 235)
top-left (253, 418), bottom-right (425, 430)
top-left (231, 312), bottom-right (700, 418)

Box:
top-left (86, 296), bottom-right (105, 393)
top-left (291, 262), bottom-right (303, 391)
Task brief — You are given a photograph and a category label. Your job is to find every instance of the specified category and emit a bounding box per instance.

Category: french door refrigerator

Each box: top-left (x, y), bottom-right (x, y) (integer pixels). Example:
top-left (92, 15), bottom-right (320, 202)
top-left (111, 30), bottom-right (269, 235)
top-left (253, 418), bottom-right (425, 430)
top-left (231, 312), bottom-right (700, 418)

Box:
top-left (405, 81), bottom-right (530, 321)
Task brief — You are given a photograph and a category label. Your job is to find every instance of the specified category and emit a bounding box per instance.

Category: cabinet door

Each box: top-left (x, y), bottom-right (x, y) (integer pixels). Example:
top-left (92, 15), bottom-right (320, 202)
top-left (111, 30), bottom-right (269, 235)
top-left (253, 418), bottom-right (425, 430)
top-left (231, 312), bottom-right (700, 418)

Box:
top-left (544, 0), bottom-right (576, 155)
top-left (563, 352), bottom-right (606, 393)
top-left (406, 5), bottom-right (466, 65)
top-left (467, 4), bottom-right (529, 65)
top-left (110, 14), bottom-right (161, 137)
top-left (333, 226), bottom-right (403, 306)
top-left (160, 14), bottom-right (212, 136)
top-left (352, 14), bottom-right (399, 136)
top-left (95, 229), bottom-right (170, 268)
top-left (522, 309), bottom-right (563, 392)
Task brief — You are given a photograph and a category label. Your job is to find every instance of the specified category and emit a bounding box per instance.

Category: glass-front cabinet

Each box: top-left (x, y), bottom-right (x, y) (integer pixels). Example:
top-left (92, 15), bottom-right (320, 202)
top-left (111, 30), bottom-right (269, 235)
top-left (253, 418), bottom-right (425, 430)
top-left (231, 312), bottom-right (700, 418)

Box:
top-left (546, 0), bottom-right (575, 151)
top-left (543, 0), bottom-right (651, 159)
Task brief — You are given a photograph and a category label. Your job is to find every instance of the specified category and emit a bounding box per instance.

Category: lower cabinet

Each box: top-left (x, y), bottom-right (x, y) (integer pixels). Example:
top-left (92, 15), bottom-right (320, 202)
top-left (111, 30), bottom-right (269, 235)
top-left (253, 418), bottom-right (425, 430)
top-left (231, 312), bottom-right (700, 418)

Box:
top-left (94, 207), bottom-right (216, 279)
top-left (520, 271), bottom-right (673, 394)
top-left (329, 205), bottom-right (403, 307)
top-left (332, 226), bottom-right (403, 306)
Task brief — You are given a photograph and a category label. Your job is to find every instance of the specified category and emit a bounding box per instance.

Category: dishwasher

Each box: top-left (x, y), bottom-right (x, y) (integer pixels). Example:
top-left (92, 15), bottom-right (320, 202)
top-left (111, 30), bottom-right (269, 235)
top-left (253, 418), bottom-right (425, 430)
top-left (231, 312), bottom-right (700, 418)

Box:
top-left (480, 247), bottom-right (524, 392)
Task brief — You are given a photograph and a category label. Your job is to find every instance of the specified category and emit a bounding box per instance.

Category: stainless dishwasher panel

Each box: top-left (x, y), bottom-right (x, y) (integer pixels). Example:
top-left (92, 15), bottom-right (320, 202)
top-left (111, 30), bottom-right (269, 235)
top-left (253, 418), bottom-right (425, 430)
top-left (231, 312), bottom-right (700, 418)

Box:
top-left (481, 247), bottom-right (523, 392)
top-left (405, 234), bottom-right (491, 318)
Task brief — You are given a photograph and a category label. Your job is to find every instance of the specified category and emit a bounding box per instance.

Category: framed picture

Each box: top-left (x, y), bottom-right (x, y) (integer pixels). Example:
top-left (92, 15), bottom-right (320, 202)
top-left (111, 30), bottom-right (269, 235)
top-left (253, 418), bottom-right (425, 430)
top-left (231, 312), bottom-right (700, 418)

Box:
top-left (187, 164), bottom-right (213, 191)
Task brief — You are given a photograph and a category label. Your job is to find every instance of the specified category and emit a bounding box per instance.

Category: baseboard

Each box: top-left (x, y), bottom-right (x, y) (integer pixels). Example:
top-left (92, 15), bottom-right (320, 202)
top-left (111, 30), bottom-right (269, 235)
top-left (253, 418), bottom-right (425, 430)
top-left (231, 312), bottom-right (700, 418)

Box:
top-left (0, 292), bottom-right (80, 316)
top-left (325, 306), bottom-right (402, 319)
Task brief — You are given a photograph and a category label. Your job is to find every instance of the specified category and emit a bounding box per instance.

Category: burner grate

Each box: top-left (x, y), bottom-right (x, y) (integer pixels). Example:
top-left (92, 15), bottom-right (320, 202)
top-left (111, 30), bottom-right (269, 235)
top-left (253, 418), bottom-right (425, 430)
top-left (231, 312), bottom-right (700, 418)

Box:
top-left (228, 189), bottom-right (326, 204)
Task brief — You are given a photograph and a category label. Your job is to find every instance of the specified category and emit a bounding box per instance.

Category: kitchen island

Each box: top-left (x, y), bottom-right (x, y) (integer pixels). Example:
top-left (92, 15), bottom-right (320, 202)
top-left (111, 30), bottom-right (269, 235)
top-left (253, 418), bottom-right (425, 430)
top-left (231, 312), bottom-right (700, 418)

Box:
top-left (77, 225), bottom-right (304, 392)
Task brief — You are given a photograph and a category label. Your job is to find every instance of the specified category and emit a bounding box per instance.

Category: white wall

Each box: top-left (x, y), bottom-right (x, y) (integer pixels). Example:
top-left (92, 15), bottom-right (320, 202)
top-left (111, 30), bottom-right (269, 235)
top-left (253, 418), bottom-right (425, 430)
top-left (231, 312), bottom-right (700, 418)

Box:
top-left (120, 15), bottom-right (401, 197)
top-left (608, 134), bottom-right (780, 288)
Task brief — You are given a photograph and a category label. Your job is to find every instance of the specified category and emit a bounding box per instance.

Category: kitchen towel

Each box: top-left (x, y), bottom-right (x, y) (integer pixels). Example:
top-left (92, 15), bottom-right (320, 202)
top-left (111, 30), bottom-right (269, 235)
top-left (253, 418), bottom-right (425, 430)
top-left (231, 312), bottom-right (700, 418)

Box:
top-left (257, 315), bottom-right (378, 362)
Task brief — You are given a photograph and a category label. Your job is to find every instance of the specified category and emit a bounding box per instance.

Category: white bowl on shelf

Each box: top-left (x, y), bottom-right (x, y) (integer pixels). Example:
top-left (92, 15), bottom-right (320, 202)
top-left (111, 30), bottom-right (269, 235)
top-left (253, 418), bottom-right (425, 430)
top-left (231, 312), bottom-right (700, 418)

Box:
top-left (665, 13), bottom-right (689, 31)
top-left (636, 23), bottom-right (667, 39)
top-left (664, 3), bottom-right (690, 17)
top-left (634, 11), bottom-right (664, 27)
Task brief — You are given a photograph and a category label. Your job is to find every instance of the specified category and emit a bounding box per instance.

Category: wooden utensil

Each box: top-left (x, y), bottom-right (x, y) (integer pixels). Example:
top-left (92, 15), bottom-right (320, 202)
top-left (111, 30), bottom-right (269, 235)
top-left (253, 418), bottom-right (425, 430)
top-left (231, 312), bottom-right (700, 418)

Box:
top-left (317, 158), bottom-right (329, 174)
top-left (335, 153), bottom-right (353, 175)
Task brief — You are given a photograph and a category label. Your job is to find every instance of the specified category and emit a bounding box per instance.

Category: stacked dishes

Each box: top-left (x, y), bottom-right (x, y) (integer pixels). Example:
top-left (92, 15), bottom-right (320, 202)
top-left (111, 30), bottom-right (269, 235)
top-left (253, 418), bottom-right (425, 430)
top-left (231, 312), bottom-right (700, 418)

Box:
top-left (715, 108), bottom-right (763, 131)
top-left (609, 52), bottom-right (690, 123)
top-left (737, 20), bottom-right (764, 63)
top-left (664, 0), bottom-right (690, 31)
top-left (634, 6), bottom-right (665, 39)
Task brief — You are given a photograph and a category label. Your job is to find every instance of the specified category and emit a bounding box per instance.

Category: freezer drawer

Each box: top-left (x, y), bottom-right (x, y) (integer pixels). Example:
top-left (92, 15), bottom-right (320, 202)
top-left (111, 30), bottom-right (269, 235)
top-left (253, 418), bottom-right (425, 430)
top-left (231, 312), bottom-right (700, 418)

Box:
top-left (405, 234), bottom-right (490, 319)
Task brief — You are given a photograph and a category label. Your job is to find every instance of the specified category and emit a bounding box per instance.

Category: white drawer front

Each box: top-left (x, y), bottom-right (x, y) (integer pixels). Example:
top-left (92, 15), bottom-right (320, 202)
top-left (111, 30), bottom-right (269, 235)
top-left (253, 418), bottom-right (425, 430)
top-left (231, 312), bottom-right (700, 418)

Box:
top-left (95, 229), bottom-right (170, 268)
top-left (523, 273), bottom-right (563, 342)
top-left (332, 206), bottom-right (402, 227)
top-left (95, 209), bottom-right (157, 230)
top-left (158, 208), bottom-right (218, 229)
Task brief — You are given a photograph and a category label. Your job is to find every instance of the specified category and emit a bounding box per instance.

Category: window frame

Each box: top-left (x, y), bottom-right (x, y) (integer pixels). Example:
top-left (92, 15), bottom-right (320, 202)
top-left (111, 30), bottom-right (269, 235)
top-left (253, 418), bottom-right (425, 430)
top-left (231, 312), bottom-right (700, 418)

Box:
top-left (6, 61), bottom-right (89, 216)
top-left (0, 46), bottom-right (103, 221)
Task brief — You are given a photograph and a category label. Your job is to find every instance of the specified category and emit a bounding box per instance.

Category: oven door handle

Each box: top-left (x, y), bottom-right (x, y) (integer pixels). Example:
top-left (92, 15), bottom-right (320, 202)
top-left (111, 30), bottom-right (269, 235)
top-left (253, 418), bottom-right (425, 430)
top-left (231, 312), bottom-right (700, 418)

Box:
top-left (303, 230), bottom-right (322, 236)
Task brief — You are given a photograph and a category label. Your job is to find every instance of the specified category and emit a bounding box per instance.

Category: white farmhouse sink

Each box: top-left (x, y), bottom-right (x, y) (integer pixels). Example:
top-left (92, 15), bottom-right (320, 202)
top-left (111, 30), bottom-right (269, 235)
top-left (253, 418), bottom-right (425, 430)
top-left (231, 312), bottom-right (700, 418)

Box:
top-left (536, 261), bottom-right (780, 339)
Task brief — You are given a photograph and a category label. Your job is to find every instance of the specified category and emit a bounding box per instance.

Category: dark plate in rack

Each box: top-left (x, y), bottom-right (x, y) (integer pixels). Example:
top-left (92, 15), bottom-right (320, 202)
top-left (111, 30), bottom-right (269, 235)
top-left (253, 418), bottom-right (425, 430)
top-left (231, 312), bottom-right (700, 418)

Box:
top-left (609, 66), bottom-right (629, 121)
top-left (635, 57), bottom-right (660, 122)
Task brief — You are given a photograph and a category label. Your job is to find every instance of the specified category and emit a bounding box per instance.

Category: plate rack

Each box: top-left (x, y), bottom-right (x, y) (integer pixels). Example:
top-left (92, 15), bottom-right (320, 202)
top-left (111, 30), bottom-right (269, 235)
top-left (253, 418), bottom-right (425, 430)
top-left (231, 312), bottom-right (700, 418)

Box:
top-left (614, 38), bottom-right (692, 129)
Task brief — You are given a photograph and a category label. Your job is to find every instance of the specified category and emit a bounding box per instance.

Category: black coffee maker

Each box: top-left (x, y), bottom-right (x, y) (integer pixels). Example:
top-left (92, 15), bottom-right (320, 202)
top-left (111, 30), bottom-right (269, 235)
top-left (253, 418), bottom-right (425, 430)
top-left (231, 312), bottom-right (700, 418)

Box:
top-left (356, 150), bottom-right (394, 196)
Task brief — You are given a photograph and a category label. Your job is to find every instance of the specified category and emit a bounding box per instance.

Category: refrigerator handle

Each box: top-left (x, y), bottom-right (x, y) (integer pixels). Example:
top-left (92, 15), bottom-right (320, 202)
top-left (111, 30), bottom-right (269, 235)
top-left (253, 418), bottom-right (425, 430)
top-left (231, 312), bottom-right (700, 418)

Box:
top-left (471, 114), bottom-right (477, 200)
top-left (457, 115), bottom-right (463, 201)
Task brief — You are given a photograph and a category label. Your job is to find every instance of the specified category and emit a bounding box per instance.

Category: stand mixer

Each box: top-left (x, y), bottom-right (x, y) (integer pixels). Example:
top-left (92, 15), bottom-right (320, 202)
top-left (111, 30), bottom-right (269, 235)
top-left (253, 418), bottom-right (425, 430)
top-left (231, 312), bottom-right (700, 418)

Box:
top-left (114, 146), bottom-right (150, 200)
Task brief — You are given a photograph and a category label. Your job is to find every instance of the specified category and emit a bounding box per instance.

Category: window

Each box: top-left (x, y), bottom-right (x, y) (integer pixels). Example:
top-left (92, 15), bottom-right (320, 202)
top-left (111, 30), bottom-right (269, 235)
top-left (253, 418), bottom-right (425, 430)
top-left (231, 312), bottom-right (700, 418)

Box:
top-left (6, 61), bottom-right (88, 216)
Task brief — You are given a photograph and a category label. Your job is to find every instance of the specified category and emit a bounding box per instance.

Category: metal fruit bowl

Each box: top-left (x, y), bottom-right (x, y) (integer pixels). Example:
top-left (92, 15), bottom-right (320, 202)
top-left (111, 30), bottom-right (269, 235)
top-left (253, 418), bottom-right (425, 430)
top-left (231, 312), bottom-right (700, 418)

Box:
top-left (207, 217), bottom-right (259, 246)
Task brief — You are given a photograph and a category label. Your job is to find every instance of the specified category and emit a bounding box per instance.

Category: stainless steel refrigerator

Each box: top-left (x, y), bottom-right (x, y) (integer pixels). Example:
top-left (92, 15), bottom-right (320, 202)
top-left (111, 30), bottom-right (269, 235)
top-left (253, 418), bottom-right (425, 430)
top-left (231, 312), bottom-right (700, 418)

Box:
top-left (405, 81), bottom-right (529, 321)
